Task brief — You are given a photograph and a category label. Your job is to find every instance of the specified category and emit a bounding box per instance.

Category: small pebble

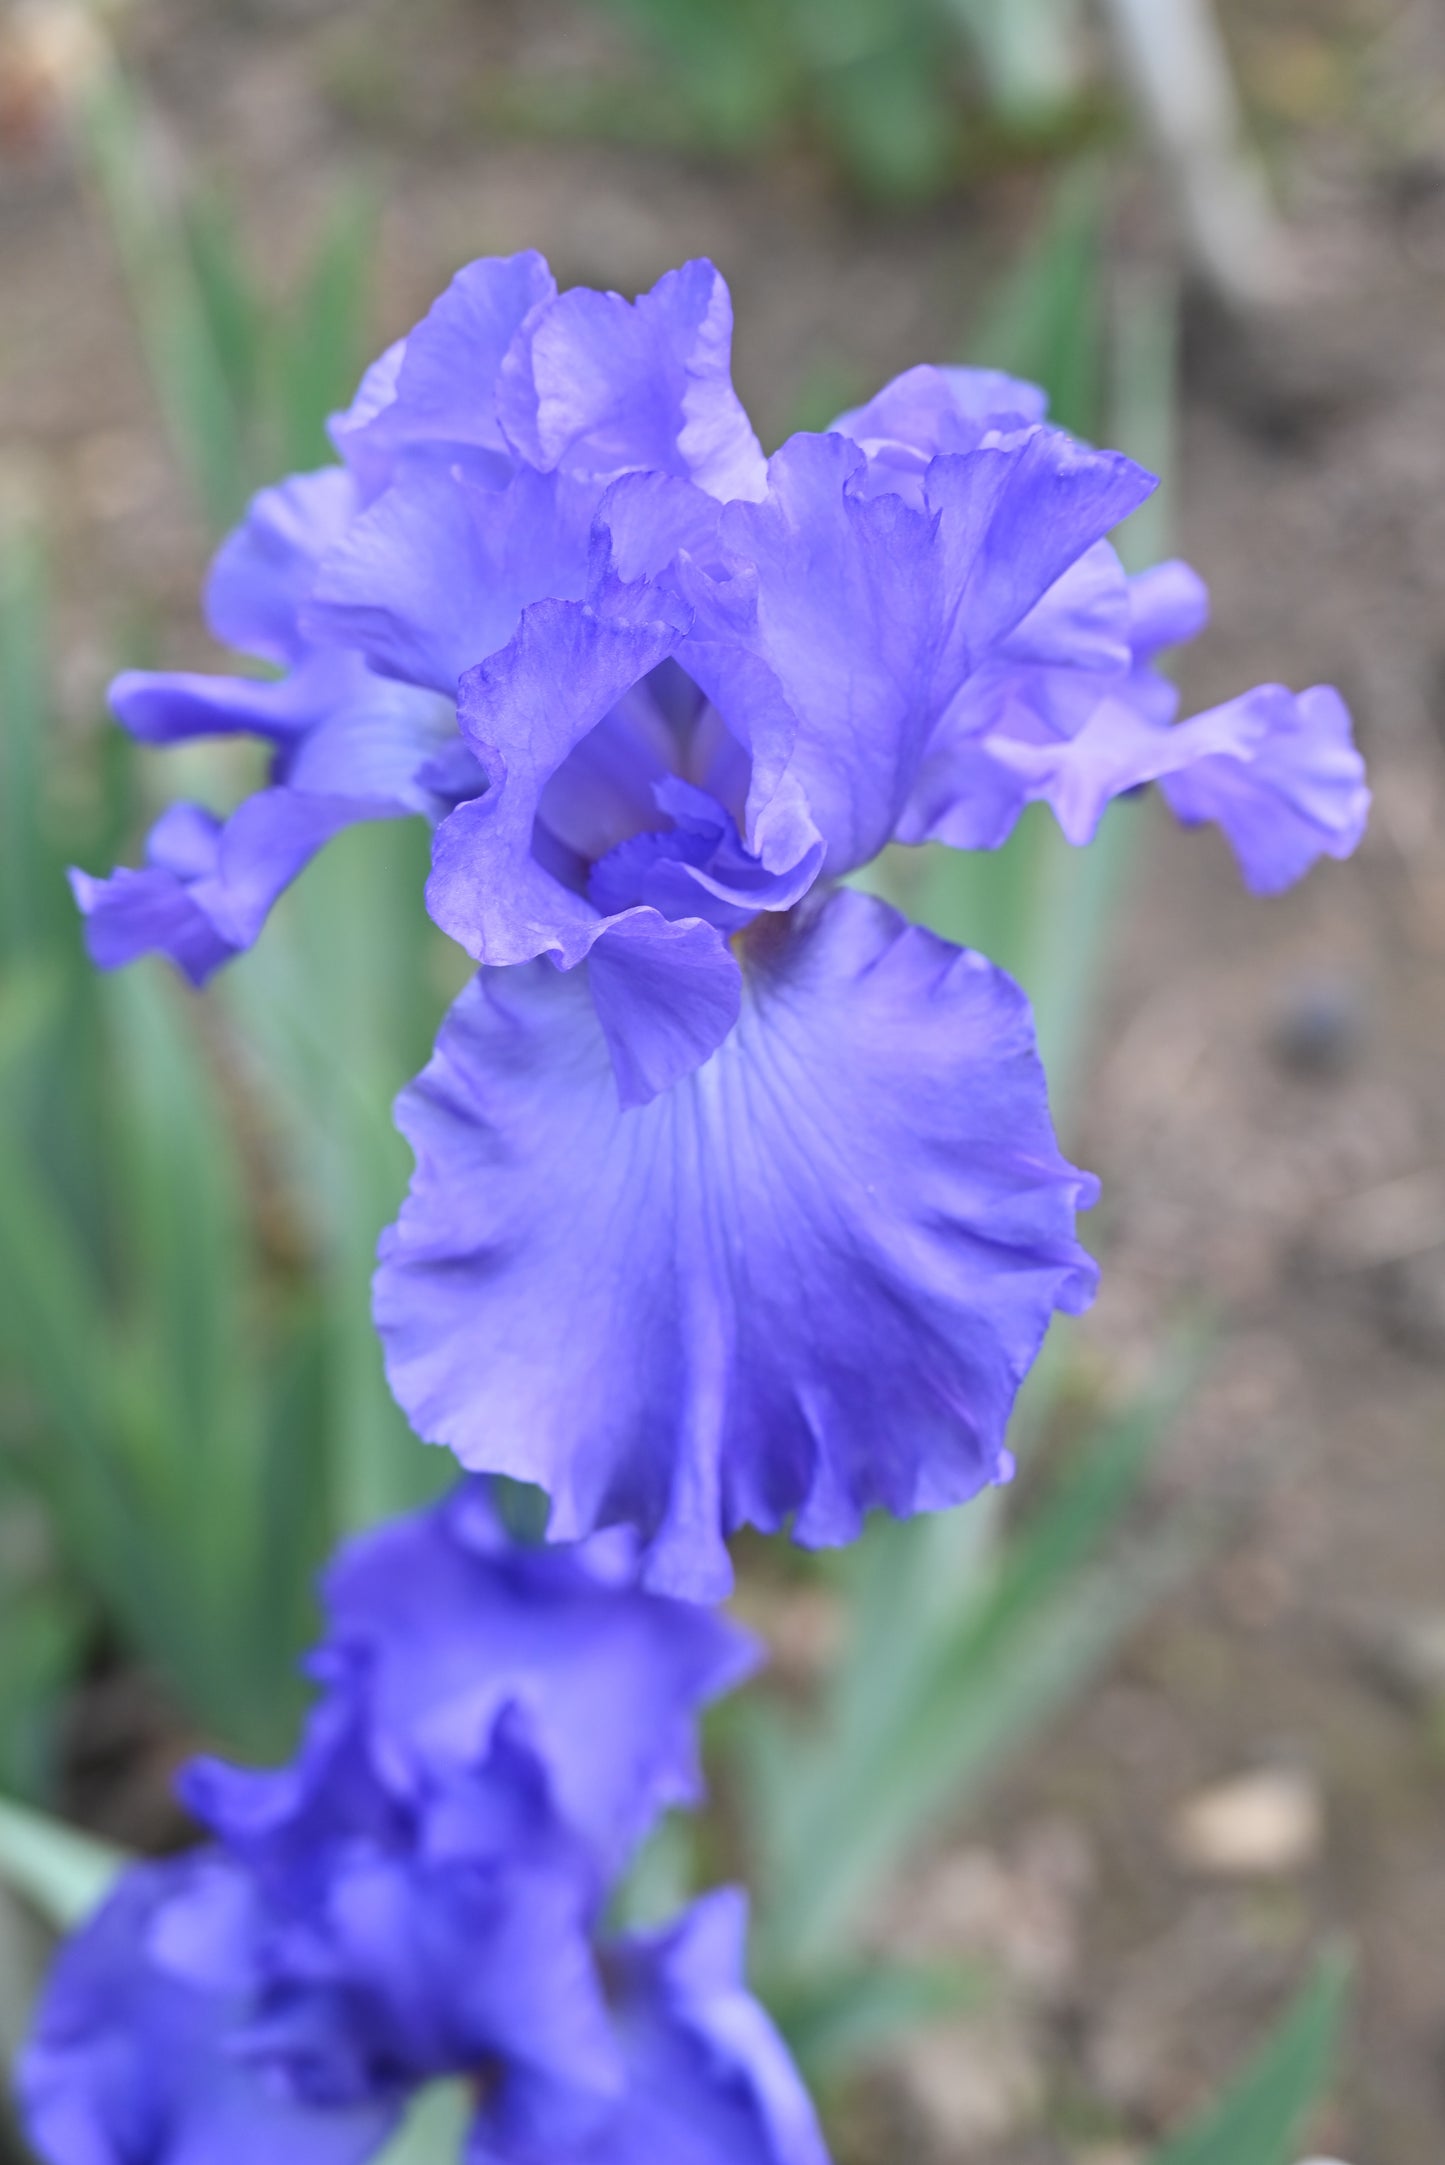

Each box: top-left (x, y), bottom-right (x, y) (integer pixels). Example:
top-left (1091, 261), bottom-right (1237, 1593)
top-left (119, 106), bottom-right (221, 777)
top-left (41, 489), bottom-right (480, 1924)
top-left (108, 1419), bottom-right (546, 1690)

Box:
top-left (1168, 1768), bottom-right (1323, 1878)
top-left (1270, 974), bottom-right (1366, 1079)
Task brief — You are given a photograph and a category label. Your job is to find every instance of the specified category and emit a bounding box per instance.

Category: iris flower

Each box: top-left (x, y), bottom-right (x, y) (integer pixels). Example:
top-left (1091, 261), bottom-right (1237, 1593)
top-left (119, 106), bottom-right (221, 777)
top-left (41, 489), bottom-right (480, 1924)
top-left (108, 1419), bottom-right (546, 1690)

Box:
top-left (73, 255), bottom-right (1368, 1595)
top-left (19, 1487), bottom-right (824, 2165)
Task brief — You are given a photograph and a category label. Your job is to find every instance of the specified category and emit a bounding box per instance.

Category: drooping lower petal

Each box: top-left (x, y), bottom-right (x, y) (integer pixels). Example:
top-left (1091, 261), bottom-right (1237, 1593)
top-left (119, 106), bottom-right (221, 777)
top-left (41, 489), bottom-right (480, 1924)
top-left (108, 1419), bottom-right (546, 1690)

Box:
top-left (982, 680), bottom-right (1369, 892)
top-left (71, 787), bottom-right (393, 984)
top-left (375, 888), bottom-right (1098, 1599)
top-left (1158, 682), bottom-right (1369, 892)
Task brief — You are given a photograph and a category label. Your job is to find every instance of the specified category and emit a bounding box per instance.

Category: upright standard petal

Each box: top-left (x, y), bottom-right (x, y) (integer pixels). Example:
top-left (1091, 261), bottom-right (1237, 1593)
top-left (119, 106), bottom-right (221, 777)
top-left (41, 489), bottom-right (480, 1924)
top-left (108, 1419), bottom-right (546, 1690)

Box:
top-left (498, 260), bottom-right (767, 502)
top-left (376, 888), bottom-right (1098, 1599)
top-left (677, 429), bottom-right (1154, 877)
top-left (830, 362), bottom-right (1049, 505)
top-left (205, 467), bottom-right (359, 667)
top-left (330, 251), bottom-right (557, 499)
top-left (427, 589), bottom-right (762, 1106)
top-left (305, 465), bottom-right (598, 697)
top-left (17, 1857), bottom-right (397, 2165)
top-left (306, 1480), bottom-right (757, 1879)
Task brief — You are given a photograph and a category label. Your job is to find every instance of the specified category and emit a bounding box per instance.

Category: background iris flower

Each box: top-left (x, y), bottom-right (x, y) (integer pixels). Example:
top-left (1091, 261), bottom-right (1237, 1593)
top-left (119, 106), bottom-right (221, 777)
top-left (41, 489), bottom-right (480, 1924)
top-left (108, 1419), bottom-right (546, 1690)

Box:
top-left (18, 1486), bottom-right (824, 2165)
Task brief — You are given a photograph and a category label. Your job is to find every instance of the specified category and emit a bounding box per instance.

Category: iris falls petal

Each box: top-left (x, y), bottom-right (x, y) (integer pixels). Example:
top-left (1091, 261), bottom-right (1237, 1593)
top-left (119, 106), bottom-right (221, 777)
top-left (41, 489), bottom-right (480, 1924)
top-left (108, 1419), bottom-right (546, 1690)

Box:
top-left (376, 889), bottom-right (1098, 1598)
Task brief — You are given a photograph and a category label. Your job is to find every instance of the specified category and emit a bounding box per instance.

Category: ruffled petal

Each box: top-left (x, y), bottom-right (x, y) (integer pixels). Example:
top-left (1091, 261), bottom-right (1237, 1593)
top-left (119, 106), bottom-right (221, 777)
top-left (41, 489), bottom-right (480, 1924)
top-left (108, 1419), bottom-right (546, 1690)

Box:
top-left (969, 679), bottom-right (1369, 892)
top-left (498, 260), bottom-right (767, 502)
top-left (330, 251), bottom-right (557, 500)
top-left (71, 787), bottom-right (394, 983)
top-left (305, 464), bottom-right (597, 697)
top-left (467, 1890), bottom-right (829, 2165)
top-left (896, 556), bottom-right (1210, 852)
top-left (558, 1891), bottom-right (831, 2165)
top-left (188, 1715), bottom-right (622, 2145)
top-left (1159, 682), bottom-right (1370, 892)
top-left (17, 1857), bottom-right (396, 2165)
top-left (677, 429), bottom-right (1152, 876)
top-left (375, 887), bottom-right (1098, 1599)
top-left (830, 361), bottom-right (1049, 505)
top-left (110, 652), bottom-right (348, 748)
top-left (428, 591), bottom-right (761, 1102)
top-left (205, 468), bottom-right (359, 667)
top-left (71, 810), bottom-right (236, 985)
top-left (309, 1480), bottom-right (757, 1881)
top-left (427, 592), bottom-right (691, 967)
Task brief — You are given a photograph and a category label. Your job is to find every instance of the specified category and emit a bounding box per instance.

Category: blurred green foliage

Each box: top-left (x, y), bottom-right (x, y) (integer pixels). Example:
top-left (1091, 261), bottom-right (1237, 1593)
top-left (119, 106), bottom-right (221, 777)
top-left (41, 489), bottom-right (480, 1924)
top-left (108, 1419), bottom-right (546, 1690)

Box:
top-left (530, 0), bottom-right (1101, 200)
top-left (0, 48), bottom-right (453, 1792)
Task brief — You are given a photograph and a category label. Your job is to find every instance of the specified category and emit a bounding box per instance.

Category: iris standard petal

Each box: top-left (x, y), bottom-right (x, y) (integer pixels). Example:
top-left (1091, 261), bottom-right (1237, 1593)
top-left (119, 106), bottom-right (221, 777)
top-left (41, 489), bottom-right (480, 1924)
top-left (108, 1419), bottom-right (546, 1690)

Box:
top-left (305, 464), bottom-right (597, 697)
top-left (677, 429), bottom-right (1153, 877)
top-left (307, 1479), bottom-right (758, 1881)
top-left (330, 251), bottom-right (557, 498)
top-left (375, 887), bottom-right (1097, 1599)
top-left (498, 260), bottom-right (767, 502)
top-left (204, 467), bottom-right (359, 667)
top-left (830, 361), bottom-right (1049, 505)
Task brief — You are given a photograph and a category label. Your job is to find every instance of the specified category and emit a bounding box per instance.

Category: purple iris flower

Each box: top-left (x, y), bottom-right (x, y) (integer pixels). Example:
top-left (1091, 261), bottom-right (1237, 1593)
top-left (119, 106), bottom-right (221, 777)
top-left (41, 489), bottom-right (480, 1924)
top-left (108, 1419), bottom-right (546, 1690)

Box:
top-left (17, 1486), bottom-right (824, 2165)
top-left (70, 253), bottom-right (1369, 1596)
top-left (184, 1480), bottom-right (758, 1887)
top-left (350, 274), bottom-right (1363, 1596)
top-left (70, 253), bottom-right (766, 980)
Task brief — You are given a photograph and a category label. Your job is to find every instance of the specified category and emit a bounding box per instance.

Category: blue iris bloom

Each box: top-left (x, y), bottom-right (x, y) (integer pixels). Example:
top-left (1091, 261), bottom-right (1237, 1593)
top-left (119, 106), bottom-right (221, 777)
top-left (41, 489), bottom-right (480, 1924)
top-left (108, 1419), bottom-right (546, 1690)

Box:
top-left (18, 1487), bottom-right (825, 2165)
top-left (72, 253), bottom-right (1369, 1595)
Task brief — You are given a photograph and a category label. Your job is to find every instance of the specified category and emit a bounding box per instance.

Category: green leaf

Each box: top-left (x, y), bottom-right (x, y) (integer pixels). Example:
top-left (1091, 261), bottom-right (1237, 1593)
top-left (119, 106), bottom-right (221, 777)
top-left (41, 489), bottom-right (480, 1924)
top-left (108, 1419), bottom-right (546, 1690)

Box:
top-left (184, 187), bottom-right (267, 419)
top-left (375, 2082), bottom-right (473, 2165)
top-left (1151, 1949), bottom-right (1351, 2165)
top-left (273, 188), bottom-right (377, 474)
top-left (969, 165), bottom-right (1107, 437)
top-left (747, 1345), bottom-right (1209, 1984)
top-left (776, 1957), bottom-right (988, 2084)
top-left (73, 57), bottom-right (248, 530)
top-left (0, 525), bottom-right (49, 963)
top-left (0, 1797), bottom-right (127, 1930)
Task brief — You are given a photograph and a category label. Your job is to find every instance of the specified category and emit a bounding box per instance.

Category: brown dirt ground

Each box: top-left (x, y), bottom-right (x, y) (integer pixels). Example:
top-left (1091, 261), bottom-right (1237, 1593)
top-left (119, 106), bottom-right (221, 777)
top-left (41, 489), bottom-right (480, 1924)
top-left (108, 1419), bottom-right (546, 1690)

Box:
top-left (5, 0), bottom-right (1445, 2160)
